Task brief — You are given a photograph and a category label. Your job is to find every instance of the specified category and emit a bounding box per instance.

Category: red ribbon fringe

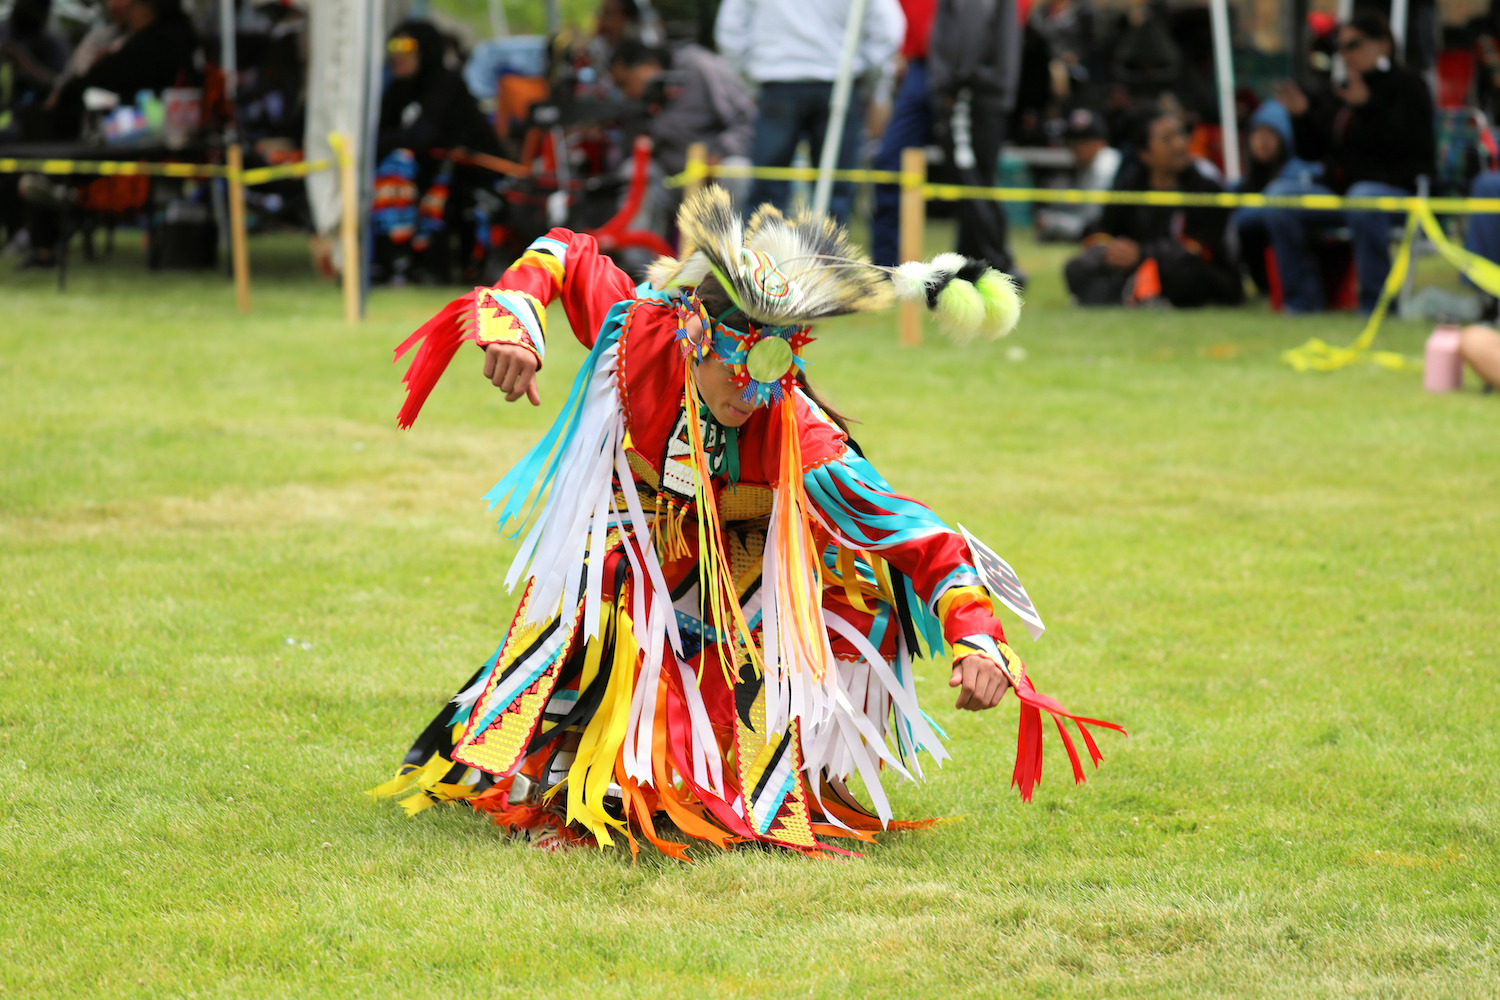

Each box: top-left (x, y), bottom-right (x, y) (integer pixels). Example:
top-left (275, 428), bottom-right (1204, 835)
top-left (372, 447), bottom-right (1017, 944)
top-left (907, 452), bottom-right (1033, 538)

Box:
top-left (393, 291), bottom-right (477, 429)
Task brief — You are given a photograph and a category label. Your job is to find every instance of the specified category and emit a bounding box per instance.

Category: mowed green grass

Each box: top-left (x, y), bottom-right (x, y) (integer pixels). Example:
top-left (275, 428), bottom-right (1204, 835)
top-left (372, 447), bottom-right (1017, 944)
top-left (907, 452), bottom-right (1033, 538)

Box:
top-left (1, 231), bottom-right (1496, 999)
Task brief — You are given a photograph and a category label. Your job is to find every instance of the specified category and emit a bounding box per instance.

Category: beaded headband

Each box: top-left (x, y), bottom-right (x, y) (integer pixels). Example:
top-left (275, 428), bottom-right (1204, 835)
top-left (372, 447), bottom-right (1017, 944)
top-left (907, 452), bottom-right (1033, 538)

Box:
top-left (673, 290), bottom-right (815, 408)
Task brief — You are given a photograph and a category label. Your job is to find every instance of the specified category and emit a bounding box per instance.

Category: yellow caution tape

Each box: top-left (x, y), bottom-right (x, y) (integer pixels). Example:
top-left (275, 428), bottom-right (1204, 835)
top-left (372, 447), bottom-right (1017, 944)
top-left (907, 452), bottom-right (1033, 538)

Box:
top-left (667, 162), bottom-right (903, 187)
top-left (666, 162), bottom-right (1500, 213)
top-left (1282, 214), bottom-right (1421, 373)
top-left (0, 156), bottom-right (332, 186)
top-left (668, 160), bottom-right (1500, 375)
top-left (0, 157), bottom-right (220, 179)
top-left (238, 158), bottom-right (333, 185)
top-left (1282, 203), bottom-right (1500, 374)
top-left (917, 182), bottom-right (1500, 212)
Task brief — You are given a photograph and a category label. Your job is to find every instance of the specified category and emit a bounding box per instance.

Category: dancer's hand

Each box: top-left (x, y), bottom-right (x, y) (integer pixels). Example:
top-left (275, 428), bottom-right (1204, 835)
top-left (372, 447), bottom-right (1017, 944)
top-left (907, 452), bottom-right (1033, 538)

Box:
top-left (950, 654), bottom-right (1011, 711)
top-left (483, 343), bottom-right (541, 405)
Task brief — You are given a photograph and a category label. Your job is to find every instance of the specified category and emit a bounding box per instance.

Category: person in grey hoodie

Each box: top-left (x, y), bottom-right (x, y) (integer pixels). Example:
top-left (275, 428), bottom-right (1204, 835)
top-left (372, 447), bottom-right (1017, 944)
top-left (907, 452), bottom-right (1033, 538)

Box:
top-left (927, 0), bottom-right (1023, 276)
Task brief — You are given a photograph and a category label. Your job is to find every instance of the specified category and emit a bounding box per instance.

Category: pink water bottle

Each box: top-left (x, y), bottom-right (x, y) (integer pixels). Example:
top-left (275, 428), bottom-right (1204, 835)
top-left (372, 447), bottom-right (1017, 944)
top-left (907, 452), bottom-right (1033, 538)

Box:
top-left (1424, 325), bottom-right (1464, 393)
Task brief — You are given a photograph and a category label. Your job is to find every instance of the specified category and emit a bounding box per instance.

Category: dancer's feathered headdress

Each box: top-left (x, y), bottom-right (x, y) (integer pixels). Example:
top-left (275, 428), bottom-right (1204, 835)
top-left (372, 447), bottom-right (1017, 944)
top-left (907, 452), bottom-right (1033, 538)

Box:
top-left (648, 186), bottom-right (1023, 343)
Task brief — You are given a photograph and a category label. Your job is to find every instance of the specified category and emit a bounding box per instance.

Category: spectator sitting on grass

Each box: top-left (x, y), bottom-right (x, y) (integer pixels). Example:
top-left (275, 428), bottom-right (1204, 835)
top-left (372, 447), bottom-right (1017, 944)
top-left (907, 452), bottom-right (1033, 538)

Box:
top-left (1063, 109), bottom-right (1241, 308)
top-left (1263, 11), bottom-right (1434, 313)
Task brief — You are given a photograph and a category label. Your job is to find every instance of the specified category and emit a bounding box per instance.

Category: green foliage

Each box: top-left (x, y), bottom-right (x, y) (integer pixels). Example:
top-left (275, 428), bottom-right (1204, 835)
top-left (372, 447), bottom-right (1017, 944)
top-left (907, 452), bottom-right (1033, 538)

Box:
top-left (431, 0), bottom-right (599, 38)
top-left (1, 232), bottom-right (1497, 997)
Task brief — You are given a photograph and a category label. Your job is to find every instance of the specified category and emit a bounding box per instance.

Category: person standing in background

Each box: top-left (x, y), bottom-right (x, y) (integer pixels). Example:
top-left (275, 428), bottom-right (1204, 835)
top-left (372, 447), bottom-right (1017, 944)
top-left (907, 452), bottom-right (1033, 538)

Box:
top-left (715, 0), bottom-right (905, 224)
top-left (927, 0), bottom-right (1023, 277)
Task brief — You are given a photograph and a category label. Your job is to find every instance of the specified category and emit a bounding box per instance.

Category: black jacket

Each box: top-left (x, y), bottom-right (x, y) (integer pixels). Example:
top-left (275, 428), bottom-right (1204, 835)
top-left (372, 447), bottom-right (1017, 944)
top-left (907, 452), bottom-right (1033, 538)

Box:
top-left (1291, 66), bottom-right (1435, 194)
top-left (1094, 160), bottom-right (1234, 267)
top-left (54, 13), bottom-right (197, 137)
top-left (66, 15), bottom-right (196, 103)
top-left (377, 67), bottom-right (500, 161)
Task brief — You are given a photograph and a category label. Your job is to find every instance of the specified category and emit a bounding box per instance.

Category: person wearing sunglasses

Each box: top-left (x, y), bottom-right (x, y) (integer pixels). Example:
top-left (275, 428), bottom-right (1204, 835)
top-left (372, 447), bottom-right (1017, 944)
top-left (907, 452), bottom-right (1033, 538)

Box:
top-left (1263, 12), bottom-right (1434, 314)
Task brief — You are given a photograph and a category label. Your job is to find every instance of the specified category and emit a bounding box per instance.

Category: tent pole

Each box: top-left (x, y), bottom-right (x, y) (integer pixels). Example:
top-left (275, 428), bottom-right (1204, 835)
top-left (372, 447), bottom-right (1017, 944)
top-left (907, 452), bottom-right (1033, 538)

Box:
top-left (358, 1), bottom-right (384, 320)
top-left (811, 0), bottom-right (869, 219)
top-left (219, 0), bottom-right (239, 280)
top-left (1210, 0), bottom-right (1240, 184)
top-left (220, 0), bottom-right (237, 102)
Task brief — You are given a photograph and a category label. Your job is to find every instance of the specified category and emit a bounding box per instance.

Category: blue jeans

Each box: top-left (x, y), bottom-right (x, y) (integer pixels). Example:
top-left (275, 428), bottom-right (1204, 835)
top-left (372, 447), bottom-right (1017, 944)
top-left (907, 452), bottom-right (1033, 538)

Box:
top-left (748, 81), bottom-right (865, 225)
top-left (1464, 171), bottom-right (1500, 267)
top-left (1262, 178), bottom-right (1409, 312)
top-left (870, 60), bottom-right (932, 266)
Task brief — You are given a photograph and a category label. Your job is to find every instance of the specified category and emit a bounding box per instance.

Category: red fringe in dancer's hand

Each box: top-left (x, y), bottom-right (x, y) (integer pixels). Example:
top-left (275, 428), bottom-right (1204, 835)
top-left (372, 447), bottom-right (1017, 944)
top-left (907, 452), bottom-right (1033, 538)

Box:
top-left (393, 291), bottom-right (478, 428)
top-left (1009, 673), bottom-right (1126, 802)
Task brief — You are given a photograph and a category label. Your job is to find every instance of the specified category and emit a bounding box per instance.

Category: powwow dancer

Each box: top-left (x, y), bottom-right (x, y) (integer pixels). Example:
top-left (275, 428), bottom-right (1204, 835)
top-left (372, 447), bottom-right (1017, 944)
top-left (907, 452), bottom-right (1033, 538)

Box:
top-left (371, 188), bottom-right (1123, 857)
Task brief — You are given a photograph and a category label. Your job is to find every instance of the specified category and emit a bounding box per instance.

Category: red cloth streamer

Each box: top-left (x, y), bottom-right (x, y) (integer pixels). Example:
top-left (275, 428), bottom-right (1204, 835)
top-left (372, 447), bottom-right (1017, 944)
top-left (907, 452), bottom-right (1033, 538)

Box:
top-left (393, 291), bottom-right (477, 428)
top-left (1009, 674), bottom-right (1127, 802)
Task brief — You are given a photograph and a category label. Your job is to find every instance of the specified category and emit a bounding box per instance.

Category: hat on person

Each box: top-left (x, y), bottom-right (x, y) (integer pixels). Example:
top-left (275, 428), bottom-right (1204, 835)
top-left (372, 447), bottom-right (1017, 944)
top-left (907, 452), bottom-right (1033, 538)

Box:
top-left (1063, 109), bottom-right (1107, 142)
top-left (1247, 98), bottom-right (1295, 152)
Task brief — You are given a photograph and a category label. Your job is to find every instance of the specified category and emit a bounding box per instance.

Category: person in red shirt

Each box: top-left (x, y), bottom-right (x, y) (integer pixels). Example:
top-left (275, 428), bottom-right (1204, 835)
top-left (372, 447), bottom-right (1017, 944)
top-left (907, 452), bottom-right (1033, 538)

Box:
top-left (371, 188), bottom-right (1119, 856)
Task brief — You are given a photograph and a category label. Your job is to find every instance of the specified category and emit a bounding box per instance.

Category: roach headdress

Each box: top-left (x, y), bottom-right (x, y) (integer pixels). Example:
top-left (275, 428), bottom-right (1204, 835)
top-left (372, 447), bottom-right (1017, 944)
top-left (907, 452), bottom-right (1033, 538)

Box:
top-left (648, 186), bottom-right (1024, 344)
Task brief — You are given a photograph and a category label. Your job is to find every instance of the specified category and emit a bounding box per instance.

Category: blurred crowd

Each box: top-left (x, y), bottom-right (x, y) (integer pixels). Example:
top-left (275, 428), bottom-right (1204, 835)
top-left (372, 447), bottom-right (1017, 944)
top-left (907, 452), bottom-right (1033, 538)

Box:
top-left (12, 0), bottom-right (1500, 321)
top-left (1, 0), bottom-right (305, 268)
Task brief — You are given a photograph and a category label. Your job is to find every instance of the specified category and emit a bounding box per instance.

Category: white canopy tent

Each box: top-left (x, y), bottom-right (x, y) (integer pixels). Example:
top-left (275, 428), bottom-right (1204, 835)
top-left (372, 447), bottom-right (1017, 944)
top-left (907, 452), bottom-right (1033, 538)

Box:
top-left (303, 0), bottom-right (389, 256)
top-left (298, 0), bottom-right (562, 314)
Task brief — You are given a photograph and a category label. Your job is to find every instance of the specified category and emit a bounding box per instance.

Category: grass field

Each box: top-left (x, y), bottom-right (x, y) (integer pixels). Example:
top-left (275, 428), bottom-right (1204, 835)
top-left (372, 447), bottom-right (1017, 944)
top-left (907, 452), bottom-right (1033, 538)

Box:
top-left (1, 230), bottom-right (1497, 999)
